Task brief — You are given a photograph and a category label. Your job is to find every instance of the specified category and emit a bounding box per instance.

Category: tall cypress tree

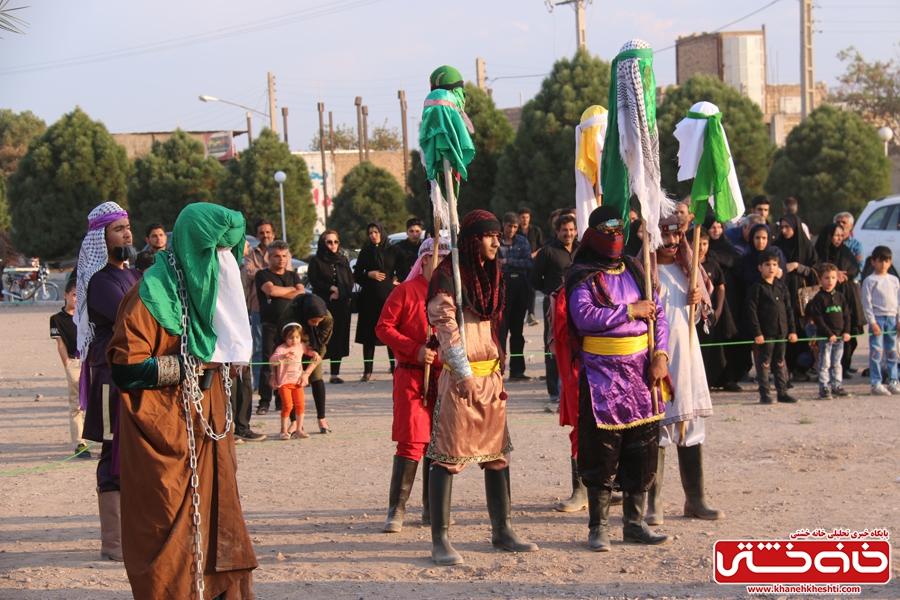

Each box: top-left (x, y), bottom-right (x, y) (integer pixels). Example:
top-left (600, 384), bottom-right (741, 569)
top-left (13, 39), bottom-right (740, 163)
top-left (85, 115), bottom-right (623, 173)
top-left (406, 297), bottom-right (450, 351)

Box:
top-left (8, 107), bottom-right (132, 258)
top-left (127, 129), bottom-right (223, 237)
top-left (218, 128), bottom-right (316, 256)
top-left (492, 49), bottom-right (611, 229)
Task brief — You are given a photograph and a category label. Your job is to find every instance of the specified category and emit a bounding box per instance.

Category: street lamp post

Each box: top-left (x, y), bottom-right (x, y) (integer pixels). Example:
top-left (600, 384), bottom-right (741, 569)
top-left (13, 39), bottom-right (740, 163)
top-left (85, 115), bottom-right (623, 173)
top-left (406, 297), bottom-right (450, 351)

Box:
top-left (199, 95), bottom-right (269, 144)
top-left (274, 171), bottom-right (287, 244)
top-left (878, 127), bottom-right (893, 157)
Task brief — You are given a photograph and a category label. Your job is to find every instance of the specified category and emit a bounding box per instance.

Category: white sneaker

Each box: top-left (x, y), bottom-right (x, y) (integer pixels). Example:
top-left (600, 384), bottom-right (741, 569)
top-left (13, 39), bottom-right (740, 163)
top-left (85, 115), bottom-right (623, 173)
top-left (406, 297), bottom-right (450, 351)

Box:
top-left (872, 383), bottom-right (891, 396)
top-left (889, 381), bottom-right (900, 395)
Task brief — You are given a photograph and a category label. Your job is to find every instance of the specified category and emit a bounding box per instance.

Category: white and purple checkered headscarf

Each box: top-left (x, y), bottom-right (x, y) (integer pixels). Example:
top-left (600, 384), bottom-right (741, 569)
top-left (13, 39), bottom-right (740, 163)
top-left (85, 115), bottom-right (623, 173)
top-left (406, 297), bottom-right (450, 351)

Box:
top-left (75, 202), bottom-right (128, 357)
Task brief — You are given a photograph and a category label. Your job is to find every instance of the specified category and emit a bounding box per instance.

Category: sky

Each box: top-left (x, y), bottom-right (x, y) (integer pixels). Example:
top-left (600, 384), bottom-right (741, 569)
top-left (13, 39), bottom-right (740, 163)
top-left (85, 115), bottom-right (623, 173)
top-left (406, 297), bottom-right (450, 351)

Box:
top-left (1, 0), bottom-right (898, 153)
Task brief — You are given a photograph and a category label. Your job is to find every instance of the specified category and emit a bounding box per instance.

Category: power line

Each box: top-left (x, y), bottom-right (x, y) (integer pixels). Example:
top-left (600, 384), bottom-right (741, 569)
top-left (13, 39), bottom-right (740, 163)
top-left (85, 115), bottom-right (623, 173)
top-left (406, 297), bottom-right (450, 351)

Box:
top-left (0, 0), bottom-right (384, 76)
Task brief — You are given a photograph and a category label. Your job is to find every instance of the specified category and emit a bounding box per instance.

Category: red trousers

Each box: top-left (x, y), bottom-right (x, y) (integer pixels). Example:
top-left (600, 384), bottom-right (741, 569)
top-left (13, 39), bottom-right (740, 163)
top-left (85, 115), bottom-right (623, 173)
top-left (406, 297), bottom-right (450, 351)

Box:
top-left (395, 441), bottom-right (428, 461)
top-left (278, 384), bottom-right (305, 418)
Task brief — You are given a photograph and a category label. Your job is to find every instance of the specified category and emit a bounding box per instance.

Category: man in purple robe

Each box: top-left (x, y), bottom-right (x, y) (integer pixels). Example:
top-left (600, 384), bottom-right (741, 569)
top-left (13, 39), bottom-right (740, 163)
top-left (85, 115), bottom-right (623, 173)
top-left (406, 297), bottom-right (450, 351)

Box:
top-left (75, 201), bottom-right (142, 561)
top-left (564, 206), bottom-right (672, 552)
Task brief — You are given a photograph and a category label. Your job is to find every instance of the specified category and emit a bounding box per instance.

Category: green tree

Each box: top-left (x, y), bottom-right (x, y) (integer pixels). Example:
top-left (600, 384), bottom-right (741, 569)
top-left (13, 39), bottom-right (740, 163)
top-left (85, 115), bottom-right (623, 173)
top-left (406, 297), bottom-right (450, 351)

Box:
top-left (406, 83), bottom-right (516, 220)
top-left (0, 176), bottom-right (9, 233)
top-left (657, 75), bottom-right (774, 202)
top-left (309, 122), bottom-right (358, 151)
top-left (368, 119), bottom-right (402, 151)
top-left (0, 108), bottom-right (46, 178)
top-left (329, 161), bottom-right (408, 248)
top-left (219, 128), bottom-right (315, 256)
top-left (8, 107), bottom-right (132, 258)
top-left (127, 129), bottom-right (223, 237)
top-left (832, 46), bottom-right (900, 153)
top-left (764, 104), bottom-right (891, 232)
top-left (492, 48), bottom-right (611, 224)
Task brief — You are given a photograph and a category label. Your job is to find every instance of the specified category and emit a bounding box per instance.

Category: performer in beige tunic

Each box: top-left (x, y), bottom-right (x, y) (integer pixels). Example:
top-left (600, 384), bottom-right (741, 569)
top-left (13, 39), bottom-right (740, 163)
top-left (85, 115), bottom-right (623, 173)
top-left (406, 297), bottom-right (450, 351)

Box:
top-left (425, 209), bottom-right (538, 566)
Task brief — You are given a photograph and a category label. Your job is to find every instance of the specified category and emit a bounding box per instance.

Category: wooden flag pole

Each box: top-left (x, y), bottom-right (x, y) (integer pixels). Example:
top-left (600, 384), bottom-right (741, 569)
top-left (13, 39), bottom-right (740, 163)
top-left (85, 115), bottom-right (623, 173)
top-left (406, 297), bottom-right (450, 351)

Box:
top-left (642, 219), bottom-right (659, 416)
top-left (422, 213), bottom-right (442, 406)
top-left (688, 219), bottom-right (700, 358)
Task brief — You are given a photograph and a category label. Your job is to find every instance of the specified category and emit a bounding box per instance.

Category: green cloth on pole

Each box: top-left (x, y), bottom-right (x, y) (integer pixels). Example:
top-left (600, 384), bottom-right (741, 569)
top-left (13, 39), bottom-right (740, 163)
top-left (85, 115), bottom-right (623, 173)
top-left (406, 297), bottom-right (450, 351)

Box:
top-left (419, 88), bottom-right (476, 181)
top-left (139, 203), bottom-right (246, 362)
top-left (685, 110), bottom-right (739, 224)
top-left (600, 47), bottom-right (656, 241)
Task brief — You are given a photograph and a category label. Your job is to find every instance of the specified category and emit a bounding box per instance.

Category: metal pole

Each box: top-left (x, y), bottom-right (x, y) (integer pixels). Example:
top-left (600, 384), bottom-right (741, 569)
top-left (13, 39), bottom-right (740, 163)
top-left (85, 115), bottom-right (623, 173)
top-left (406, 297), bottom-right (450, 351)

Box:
top-left (268, 71), bottom-right (278, 134)
top-left (362, 106), bottom-right (370, 161)
top-left (800, 0), bottom-right (814, 120)
top-left (354, 97), bottom-right (363, 163)
top-left (279, 183), bottom-right (287, 245)
top-left (246, 112), bottom-right (253, 145)
top-left (318, 102), bottom-right (329, 229)
top-left (282, 107), bottom-right (289, 147)
top-left (328, 111), bottom-right (337, 206)
top-left (399, 90), bottom-right (409, 193)
top-left (443, 157), bottom-right (466, 350)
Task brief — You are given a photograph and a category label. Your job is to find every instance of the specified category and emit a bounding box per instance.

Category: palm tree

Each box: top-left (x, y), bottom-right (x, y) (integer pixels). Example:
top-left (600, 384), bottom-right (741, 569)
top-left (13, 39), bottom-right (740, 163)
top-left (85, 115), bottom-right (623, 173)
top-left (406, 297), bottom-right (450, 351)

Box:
top-left (0, 1), bottom-right (28, 38)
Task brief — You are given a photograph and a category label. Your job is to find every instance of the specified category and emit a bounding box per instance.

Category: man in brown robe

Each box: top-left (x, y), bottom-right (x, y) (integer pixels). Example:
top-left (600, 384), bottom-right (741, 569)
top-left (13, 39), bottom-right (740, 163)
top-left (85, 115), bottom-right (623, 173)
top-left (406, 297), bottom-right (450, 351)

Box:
top-left (108, 203), bottom-right (256, 599)
top-left (425, 209), bottom-right (539, 566)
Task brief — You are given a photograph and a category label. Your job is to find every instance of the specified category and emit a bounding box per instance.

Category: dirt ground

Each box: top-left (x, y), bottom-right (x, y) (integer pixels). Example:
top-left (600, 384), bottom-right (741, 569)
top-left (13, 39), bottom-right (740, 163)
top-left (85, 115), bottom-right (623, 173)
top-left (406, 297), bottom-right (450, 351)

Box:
top-left (1, 301), bottom-right (898, 600)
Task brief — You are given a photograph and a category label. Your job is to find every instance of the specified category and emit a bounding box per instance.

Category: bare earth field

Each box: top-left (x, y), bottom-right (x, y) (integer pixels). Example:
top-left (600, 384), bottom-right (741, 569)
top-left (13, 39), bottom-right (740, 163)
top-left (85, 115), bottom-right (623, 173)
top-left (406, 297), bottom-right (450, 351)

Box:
top-left (0, 302), bottom-right (898, 600)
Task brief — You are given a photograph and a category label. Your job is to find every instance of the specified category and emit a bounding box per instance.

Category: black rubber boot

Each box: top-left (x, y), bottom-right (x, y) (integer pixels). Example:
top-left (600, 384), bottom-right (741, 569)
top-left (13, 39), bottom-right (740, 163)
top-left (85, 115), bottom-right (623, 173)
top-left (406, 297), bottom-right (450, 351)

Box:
top-left (429, 464), bottom-right (463, 565)
top-left (555, 456), bottom-right (588, 512)
top-left (622, 491), bottom-right (671, 545)
top-left (645, 447), bottom-right (666, 526)
top-left (484, 467), bottom-right (539, 553)
top-left (677, 444), bottom-right (725, 520)
top-left (421, 457), bottom-right (431, 524)
top-left (382, 456), bottom-right (419, 533)
top-left (587, 487), bottom-right (611, 552)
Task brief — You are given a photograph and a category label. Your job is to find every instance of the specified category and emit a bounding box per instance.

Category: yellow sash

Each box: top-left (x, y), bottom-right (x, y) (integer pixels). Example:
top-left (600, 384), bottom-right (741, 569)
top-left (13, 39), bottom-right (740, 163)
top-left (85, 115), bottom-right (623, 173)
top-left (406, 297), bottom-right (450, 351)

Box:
top-left (582, 335), bottom-right (648, 356)
top-left (454, 358), bottom-right (501, 378)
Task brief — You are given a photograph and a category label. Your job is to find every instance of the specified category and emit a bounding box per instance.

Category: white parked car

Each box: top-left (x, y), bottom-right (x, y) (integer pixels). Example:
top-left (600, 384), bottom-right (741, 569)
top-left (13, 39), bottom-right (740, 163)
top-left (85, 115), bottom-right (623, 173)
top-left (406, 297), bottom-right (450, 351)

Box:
top-left (853, 194), bottom-right (900, 260)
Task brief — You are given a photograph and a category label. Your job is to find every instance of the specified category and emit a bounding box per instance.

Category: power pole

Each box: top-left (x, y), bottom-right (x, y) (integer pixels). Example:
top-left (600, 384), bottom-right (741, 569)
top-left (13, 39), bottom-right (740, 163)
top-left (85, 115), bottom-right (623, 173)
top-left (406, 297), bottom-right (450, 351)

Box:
top-left (267, 71), bottom-right (278, 134)
top-left (476, 57), bottom-right (486, 91)
top-left (281, 107), bottom-right (289, 147)
top-left (354, 97), bottom-right (363, 163)
top-left (545, 0), bottom-right (589, 51)
top-left (362, 105), bottom-right (370, 161)
top-left (318, 102), bottom-right (329, 228)
top-left (398, 90), bottom-right (409, 193)
top-left (800, 0), bottom-right (815, 120)
top-left (246, 112), bottom-right (253, 145)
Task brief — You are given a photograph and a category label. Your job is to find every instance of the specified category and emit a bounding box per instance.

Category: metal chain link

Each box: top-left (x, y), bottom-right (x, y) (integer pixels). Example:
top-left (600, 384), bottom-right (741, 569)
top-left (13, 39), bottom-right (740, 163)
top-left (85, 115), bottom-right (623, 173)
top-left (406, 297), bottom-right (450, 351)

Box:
top-left (169, 252), bottom-right (235, 600)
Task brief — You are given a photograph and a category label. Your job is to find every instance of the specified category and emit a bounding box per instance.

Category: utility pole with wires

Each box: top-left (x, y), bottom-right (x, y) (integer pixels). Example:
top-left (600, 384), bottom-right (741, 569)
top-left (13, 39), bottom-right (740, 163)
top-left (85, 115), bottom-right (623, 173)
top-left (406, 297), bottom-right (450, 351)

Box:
top-left (246, 112), bottom-right (253, 145)
top-left (354, 97), bottom-right (363, 164)
top-left (267, 71), bottom-right (278, 135)
top-left (800, 0), bottom-right (814, 120)
top-left (398, 90), bottom-right (410, 192)
top-left (328, 111), bottom-right (336, 183)
top-left (545, 0), bottom-right (590, 51)
top-left (476, 57), bottom-right (486, 91)
top-left (281, 107), bottom-right (289, 147)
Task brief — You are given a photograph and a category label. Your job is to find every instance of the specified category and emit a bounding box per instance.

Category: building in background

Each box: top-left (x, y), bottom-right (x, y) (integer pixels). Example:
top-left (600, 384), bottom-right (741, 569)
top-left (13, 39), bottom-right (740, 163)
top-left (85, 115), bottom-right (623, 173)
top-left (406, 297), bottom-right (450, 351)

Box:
top-left (676, 28), bottom-right (828, 147)
top-left (676, 29), bottom-right (767, 110)
top-left (111, 130), bottom-right (246, 161)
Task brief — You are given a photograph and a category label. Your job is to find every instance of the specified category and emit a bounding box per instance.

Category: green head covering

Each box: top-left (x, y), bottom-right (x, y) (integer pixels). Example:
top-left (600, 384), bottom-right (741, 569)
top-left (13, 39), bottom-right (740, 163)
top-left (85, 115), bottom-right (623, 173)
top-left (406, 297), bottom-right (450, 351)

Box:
top-left (429, 65), bottom-right (466, 110)
top-left (139, 203), bottom-right (246, 362)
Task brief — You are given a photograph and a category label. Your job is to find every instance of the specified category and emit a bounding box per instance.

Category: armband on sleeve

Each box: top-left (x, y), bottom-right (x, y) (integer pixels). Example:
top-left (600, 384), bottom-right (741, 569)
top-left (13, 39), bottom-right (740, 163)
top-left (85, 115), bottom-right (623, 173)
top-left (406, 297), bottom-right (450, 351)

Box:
top-left (156, 355), bottom-right (183, 387)
top-left (443, 344), bottom-right (473, 380)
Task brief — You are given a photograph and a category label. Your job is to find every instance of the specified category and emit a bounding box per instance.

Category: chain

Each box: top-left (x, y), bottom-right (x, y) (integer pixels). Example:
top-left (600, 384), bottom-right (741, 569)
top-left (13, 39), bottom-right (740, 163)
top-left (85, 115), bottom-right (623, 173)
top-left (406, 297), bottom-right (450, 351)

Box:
top-left (169, 252), bottom-right (234, 600)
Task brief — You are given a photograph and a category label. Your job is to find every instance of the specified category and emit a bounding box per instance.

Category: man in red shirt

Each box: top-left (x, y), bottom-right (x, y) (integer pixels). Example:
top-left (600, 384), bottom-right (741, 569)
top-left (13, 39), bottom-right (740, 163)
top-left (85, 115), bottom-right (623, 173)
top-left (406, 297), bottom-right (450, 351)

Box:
top-left (376, 238), bottom-right (449, 532)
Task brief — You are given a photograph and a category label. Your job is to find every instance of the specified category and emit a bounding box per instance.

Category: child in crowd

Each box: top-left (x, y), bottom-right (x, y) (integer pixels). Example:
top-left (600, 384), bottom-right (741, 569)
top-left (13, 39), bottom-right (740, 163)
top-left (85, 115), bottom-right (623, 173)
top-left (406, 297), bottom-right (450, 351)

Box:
top-left (746, 250), bottom-right (799, 404)
top-left (50, 278), bottom-right (91, 458)
top-left (270, 323), bottom-right (321, 439)
top-left (861, 246), bottom-right (900, 396)
top-left (805, 263), bottom-right (852, 399)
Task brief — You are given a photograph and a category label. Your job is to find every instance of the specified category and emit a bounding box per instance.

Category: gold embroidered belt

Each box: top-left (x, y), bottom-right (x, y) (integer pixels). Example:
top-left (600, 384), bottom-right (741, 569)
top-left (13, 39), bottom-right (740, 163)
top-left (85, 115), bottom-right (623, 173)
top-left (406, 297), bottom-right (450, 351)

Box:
top-left (582, 335), bottom-right (648, 356)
